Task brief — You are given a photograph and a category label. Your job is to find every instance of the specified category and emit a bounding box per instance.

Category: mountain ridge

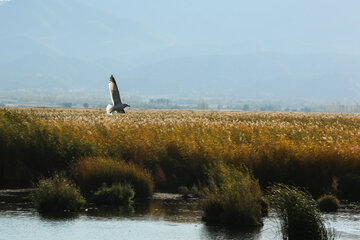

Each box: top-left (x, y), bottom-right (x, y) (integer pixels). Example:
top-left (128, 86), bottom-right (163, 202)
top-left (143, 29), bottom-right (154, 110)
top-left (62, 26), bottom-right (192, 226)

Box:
top-left (1, 52), bottom-right (360, 101)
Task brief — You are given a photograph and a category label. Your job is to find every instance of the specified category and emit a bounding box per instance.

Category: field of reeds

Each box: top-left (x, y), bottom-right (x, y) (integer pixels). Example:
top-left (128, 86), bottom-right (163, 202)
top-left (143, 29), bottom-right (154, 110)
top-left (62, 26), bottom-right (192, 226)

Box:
top-left (1, 108), bottom-right (360, 200)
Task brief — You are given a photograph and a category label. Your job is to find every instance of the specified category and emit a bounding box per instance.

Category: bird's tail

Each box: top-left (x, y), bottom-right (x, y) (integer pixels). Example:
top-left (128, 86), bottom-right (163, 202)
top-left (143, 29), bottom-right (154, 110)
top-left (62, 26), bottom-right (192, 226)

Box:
top-left (106, 104), bottom-right (113, 115)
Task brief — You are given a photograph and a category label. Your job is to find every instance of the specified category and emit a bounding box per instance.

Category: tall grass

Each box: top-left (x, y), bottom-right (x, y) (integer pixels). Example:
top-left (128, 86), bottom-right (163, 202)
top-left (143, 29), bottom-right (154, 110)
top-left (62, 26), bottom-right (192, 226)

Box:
top-left (32, 175), bottom-right (85, 212)
top-left (269, 184), bottom-right (335, 240)
top-left (202, 163), bottom-right (264, 229)
top-left (2, 108), bottom-right (360, 200)
top-left (0, 109), bottom-right (93, 187)
top-left (71, 157), bottom-right (154, 197)
top-left (92, 184), bottom-right (135, 205)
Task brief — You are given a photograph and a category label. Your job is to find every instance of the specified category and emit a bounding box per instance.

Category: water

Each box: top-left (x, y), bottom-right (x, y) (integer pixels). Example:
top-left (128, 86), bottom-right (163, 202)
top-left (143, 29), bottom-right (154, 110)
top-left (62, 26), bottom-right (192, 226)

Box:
top-left (325, 203), bottom-right (360, 239)
top-left (0, 190), bottom-right (359, 240)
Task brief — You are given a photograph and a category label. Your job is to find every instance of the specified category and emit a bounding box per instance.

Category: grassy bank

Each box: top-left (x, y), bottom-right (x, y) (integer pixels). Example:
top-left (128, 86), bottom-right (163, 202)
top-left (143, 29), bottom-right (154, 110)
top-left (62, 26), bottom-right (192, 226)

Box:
top-left (1, 108), bottom-right (360, 199)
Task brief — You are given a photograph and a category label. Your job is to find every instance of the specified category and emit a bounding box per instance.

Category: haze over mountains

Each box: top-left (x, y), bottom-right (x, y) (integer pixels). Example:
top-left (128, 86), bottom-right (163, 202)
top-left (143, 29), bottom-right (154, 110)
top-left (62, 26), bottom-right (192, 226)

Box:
top-left (1, 0), bottom-right (360, 102)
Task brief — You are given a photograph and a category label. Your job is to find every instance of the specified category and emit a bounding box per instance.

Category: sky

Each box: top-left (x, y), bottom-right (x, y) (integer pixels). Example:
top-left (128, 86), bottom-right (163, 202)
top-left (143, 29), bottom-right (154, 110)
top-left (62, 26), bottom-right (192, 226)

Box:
top-left (84, 0), bottom-right (360, 54)
top-left (2, 0), bottom-right (360, 55)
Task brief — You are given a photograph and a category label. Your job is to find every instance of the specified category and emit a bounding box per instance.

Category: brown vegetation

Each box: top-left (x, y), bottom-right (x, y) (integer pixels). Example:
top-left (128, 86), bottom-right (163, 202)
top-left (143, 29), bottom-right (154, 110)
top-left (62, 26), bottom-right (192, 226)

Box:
top-left (71, 157), bottom-right (154, 197)
top-left (1, 108), bottom-right (360, 199)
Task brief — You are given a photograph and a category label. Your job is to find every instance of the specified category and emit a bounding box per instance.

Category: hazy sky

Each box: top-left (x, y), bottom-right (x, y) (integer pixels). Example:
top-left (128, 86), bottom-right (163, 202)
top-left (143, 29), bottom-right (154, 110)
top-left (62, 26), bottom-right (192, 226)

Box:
top-left (83, 0), bottom-right (360, 54)
top-left (2, 0), bottom-right (360, 54)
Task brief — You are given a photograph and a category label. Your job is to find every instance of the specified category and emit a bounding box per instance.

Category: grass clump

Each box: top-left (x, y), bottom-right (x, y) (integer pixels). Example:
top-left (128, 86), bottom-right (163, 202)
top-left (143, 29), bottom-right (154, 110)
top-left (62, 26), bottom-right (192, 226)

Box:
top-left (71, 157), bottom-right (154, 198)
top-left (269, 184), bottom-right (335, 240)
top-left (202, 163), bottom-right (264, 230)
top-left (318, 194), bottom-right (340, 212)
top-left (32, 175), bottom-right (85, 212)
top-left (92, 184), bottom-right (135, 205)
top-left (178, 186), bottom-right (189, 195)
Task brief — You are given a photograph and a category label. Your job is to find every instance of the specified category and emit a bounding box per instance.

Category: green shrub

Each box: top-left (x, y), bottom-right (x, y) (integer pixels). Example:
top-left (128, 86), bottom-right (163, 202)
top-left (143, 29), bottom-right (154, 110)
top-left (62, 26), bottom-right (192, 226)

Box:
top-left (190, 185), bottom-right (200, 196)
top-left (71, 157), bottom-right (154, 198)
top-left (202, 163), bottom-right (264, 230)
top-left (269, 184), bottom-right (335, 240)
top-left (178, 186), bottom-right (189, 195)
top-left (318, 194), bottom-right (340, 212)
top-left (32, 175), bottom-right (85, 212)
top-left (92, 184), bottom-right (135, 205)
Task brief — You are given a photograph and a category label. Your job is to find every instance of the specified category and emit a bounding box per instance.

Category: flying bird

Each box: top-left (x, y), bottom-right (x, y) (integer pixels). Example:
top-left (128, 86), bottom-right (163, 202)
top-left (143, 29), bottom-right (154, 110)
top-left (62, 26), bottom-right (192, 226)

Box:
top-left (106, 75), bottom-right (130, 114)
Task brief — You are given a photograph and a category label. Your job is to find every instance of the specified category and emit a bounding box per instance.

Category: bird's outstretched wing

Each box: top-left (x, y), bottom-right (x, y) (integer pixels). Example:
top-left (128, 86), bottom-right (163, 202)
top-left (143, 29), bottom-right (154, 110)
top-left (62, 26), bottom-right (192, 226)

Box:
top-left (109, 75), bottom-right (122, 105)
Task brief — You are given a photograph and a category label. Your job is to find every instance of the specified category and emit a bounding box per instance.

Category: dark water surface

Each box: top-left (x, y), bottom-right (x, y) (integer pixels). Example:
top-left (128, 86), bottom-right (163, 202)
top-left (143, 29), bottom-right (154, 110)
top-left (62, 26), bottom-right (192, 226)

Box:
top-left (0, 190), bottom-right (359, 240)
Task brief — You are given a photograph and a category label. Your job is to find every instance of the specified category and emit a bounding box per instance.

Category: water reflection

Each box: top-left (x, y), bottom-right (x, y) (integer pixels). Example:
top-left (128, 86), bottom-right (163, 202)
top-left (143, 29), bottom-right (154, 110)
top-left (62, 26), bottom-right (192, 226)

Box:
top-left (84, 204), bottom-right (136, 218)
top-left (39, 211), bottom-right (81, 221)
top-left (324, 202), bottom-right (360, 239)
top-left (0, 190), bottom-right (359, 240)
top-left (81, 198), bottom-right (203, 223)
top-left (202, 225), bottom-right (263, 240)
top-left (0, 190), bottom-right (202, 222)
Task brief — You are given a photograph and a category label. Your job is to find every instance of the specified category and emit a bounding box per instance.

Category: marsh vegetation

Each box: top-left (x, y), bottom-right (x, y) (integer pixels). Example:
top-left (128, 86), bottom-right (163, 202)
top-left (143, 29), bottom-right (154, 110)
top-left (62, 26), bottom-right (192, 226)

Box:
top-left (269, 184), bottom-right (335, 240)
top-left (71, 157), bottom-right (154, 198)
top-left (1, 108), bottom-right (360, 198)
top-left (92, 184), bottom-right (135, 205)
top-left (32, 175), bottom-right (85, 212)
top-left (0, 108), bottom-right (359, 233)
top-left (317, 194), bottom-right (341, 212)
top-left (202, 163), bottom-right (265, 229)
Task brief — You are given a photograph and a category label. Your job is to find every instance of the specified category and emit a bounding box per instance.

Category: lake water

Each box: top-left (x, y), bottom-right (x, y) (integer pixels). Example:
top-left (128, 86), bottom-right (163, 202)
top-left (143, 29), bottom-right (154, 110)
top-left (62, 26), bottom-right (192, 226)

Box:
top-left (0, 190), bottom-right (359, 240)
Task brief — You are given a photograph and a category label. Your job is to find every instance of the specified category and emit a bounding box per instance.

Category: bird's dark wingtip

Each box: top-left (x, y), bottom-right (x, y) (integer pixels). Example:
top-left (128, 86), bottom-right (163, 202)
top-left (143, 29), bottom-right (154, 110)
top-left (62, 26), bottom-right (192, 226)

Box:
top-left (109, 74), bottom-right (115, 83)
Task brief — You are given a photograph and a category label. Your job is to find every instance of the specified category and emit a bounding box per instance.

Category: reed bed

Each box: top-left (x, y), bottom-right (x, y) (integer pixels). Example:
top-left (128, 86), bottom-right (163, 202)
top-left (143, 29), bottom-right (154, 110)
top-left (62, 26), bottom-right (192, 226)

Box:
top-left (1, 108), bottom-right (360, 199)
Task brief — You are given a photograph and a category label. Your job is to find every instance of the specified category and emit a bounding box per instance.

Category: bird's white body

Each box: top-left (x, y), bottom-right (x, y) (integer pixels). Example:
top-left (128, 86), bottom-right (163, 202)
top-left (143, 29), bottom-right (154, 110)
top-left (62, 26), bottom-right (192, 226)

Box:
top-left (106, 75), bottom-right (130, 114)
top-left (106, 103), bottom-right (128, 114)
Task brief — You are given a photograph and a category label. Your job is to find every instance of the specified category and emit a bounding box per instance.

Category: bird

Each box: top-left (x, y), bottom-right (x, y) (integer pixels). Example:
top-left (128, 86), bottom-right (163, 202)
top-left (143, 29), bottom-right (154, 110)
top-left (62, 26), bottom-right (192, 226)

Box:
top-left (106, 75), bottom-right (130, 114)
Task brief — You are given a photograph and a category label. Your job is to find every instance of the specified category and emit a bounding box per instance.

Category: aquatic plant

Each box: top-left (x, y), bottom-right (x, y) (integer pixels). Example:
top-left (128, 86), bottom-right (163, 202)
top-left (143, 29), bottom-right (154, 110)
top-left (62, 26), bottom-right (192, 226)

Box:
top-left (177, 186), bottom-right (189, 195)
top-left (71, 157), bottom-right (154, 198)
top-left (92, 184), bottom-right (135, 205)
top-left (318, 194), bottom-right (340, 212)
top-left (2, 108), bottom-right (360, 201)
top-left (202, 163), bottom-right (264, 229)
top-left (32, 175), bottom-right (85, 212)
top-left (269, 184), bottom-right (335, 240)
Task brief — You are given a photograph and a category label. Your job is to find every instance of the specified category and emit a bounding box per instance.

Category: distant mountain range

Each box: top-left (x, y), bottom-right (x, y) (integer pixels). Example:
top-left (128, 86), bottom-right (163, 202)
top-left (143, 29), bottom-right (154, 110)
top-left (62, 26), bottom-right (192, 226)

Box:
top-left (118, 53), bottom-right (360, 100)
top-left (0, 0), bottom-right (168, 62)
top-left (0, 0), bottom-right (360, 101)
top-left (1, 52), bottom-right (360, 101)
